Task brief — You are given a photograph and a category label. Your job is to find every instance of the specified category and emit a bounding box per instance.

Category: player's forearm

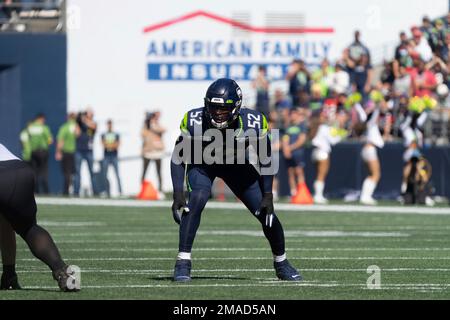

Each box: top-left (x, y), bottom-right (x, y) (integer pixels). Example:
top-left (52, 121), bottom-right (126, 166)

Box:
top-left (171, 158), bottom-right (185, 193)
top-left (260, 174), bottom-right (273, 194)
top-left (259, 135), bottom-right (273, 194)
top-left (171, 138), bottom-right (186, 193)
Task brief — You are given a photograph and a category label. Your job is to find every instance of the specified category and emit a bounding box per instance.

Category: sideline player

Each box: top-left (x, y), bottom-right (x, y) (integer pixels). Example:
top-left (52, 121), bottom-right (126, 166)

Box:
top-left (0, 142), bottom-right (79, 291)
top-left (170, 78), bottom-right (301, 282)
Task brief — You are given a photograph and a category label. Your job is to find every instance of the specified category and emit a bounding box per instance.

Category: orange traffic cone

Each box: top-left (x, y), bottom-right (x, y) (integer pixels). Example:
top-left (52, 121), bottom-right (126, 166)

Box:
top-left (137, 180), bottom-right (159, 200)
top-left (291, 182), bottom-right (314, 204)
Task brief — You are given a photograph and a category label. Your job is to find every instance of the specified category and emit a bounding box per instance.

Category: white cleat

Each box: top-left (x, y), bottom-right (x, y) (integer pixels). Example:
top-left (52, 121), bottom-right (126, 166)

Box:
top-left (313, 196), bottom-right (329, 204)
top-left (425, 196), bottom-right (435, 207)
top-left (360, 197), bottom-right (378, 206)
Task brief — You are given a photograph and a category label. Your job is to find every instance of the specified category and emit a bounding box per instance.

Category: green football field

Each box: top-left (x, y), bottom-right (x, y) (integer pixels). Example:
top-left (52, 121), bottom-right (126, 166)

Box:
top-left (1, 198), bottom-right (450, 300)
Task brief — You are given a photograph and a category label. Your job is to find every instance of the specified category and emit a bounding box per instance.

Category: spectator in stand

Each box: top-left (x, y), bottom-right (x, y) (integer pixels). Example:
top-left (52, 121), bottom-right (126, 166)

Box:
top-left (432, 19), bottom-right (446, 58)
top-left (420, 16), bottom-right (437, 52)
top-left (101, 119), bottom-right (122, 197)
top-left (426, 54), bottom-right (448, 85)
top-left (393, 31), bottom-right (414, 78)
top-left (252, 65), bottom-right (270, 117)
top-left (411, 58), bottom-right (437, 97)
top-left (380, 60), bottom-right (396, 87)
top-left (273, 88), bottom-right (292, 131)
top-left (311, 59), bottom-right (335, 98)
top-left (0, 0), bottom-right (13, 26)
top-left (28, 114), bottom-right (53, 194)
top-left (309, 83), bottom-right (324, 111)
top-left (74, 108), bottom-right (97, 197)
top-left (344, 49), bottom-right (373, 102)
top-left (329, 61), bottom-right (350, 94)
top-left (393, 66), bottom-right (413, 97)
top-left (344, 32), bottom-right (373, 100)
top-left (347, 30), bottom-right (371, 64)
top-left (274, 88), bottom-right (292, 111)
top-left (439, 33), bottom-right (450, 62)
top-left (410, 26), bottom-right (433, 63)
top-left (55, 113), bottom-right (79, 196)
top-left (445, 12), bottom-right (450, 32)
top-left (286, 59), bottom-right (311, 106)
top-left (298, 91), bottom-right (311, 109)
top-left (141, 111), bottom-right (166, 193)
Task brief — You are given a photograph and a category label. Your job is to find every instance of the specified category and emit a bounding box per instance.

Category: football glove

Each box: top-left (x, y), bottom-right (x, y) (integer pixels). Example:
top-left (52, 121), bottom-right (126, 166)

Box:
top-left (172, 191), bottom-right (189, 225)
top-left (256, 192), bottom-right (274, 228)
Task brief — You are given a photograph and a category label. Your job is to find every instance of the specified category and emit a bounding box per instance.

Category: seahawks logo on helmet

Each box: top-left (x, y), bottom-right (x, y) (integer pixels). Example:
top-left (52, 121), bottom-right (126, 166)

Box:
top-left (204, 78), bottom-right (243, 129)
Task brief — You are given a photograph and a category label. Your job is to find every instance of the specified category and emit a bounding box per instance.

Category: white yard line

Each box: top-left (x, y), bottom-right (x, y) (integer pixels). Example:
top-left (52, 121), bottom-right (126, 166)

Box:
top-left (47, 231), bottom-right (412, 238)
top-left (17, 256), bottom-right (450, 261)
top-left (20, 283), bottom-right (450, 291)
top-left (36, 197), bottom-right (450, 215)
top-left (16, 247), bottom-right (450, 252)
top-left (49, 238), bottom-right (450, 244)
top-left (16, 268), bottom-right (450, 273)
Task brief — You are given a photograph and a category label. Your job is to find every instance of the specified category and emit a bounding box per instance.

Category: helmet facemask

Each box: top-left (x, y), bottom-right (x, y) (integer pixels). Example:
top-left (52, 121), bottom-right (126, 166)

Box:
top-left (205, 98), bottom-right (240, 129)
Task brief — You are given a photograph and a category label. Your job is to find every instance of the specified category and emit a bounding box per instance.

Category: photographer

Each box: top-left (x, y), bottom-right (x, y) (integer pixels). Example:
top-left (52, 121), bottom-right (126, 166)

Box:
top-left (141, 111), bottom-right (165, 192)
top-left (74, 108), bottom-right (97, 196)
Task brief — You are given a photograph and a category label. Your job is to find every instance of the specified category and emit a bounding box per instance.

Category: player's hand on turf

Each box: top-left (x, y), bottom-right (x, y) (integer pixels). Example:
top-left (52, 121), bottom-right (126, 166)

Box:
top-left (257, 193), bottom-right (274, 228)
top-left (172, 191), bottom-right (189, 225)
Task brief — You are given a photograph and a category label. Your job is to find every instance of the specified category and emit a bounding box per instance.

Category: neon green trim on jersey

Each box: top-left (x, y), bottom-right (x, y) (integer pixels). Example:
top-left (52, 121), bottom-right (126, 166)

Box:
top-left (261, 114), bottom-right (269, 138)
top-left (236, 115), bottom-right (244, 137)
top-left (180, 112), bottom-right (189, 133)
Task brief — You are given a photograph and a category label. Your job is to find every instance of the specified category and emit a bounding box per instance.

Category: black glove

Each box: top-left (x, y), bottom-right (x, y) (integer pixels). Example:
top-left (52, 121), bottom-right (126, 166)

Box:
top-left (256, 193), bottom-right (274, 227)
top-left (172, 191), bottom-right (189, 225)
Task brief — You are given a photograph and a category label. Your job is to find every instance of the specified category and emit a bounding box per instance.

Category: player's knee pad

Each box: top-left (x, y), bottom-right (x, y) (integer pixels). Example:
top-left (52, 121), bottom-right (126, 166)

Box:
top-left (311, 148), bottom-right (329, 162)
top-left (361, 145), bottom-right (378, 162)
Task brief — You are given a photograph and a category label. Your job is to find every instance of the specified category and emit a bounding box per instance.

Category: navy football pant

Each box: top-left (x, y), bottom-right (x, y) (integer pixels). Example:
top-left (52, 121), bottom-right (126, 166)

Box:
top-left (179, 165), bottom-right (285, 256)
top-left (0, 160), bottom-right (66, 272)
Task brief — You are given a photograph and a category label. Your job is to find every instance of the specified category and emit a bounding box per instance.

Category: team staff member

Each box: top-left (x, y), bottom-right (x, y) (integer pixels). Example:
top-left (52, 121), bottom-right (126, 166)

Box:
top-left (27, 114), bottom-right (53, 194)
top-left (282, 108), bottom-right (308, 196)
top-left (56, 113), bottom-right (80, 196)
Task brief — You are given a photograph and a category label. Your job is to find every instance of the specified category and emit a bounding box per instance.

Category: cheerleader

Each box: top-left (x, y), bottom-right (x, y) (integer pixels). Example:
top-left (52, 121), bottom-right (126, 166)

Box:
top-left (353, 100), bottom-right (385, 205)
top-left (310, 108), bottom-right (347, 204)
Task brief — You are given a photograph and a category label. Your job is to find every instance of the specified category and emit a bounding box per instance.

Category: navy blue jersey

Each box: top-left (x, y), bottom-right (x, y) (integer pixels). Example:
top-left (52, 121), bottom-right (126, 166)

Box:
top-left (177, 107), bottom-right (269, 165)
top-left (172, 107), bottom-right (273, 193)
top-left (180, 107), bottom-right (268, 137)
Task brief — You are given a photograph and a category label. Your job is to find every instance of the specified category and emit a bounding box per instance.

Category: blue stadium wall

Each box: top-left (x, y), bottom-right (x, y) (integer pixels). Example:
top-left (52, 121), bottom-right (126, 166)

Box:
top-left (0, 33), bottom-right (66, 193)
top-left (278, 142), bottom-right (450, 200)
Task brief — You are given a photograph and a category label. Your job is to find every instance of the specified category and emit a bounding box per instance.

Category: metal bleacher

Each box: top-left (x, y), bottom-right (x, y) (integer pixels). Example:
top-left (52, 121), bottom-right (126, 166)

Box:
top-left (0, 0), bottom-right (65, 32)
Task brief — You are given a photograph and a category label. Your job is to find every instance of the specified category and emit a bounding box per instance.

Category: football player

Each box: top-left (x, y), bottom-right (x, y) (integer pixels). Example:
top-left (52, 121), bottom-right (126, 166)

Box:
top-left (170, 78), bottom-right (301, 282)
top-left (0, 142), bottom-right (78, 291)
